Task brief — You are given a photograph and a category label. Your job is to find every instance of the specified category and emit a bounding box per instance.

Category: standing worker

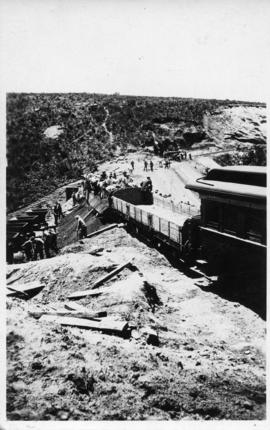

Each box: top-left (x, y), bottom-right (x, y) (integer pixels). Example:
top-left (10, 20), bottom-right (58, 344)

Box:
top-left (84, 176), bottom-right (92, 206)
top-left (150, 160), bottom-right (154, 172)
top-left (43, 229), bottom-right (51, 258)
top-left (53, 201), bottom-right (63, 226)
top-left (72, 190), bottom-right (77, 206)
top-left (49, 228), bottom-right (58, 254)
top-left (144, 160), bottom-right (148, 171)
top-left (145, 176), bottom-right (153, 192)
top-left (131, 160), bottom-right (135, 171)
top-left (141, 176), bottom-right (153, 204)
top-left (75, 215), bottom-right (87, 239)
top-left (32, 236), bottom-right (44, 260)
top-left (21, 234), bottom-right (33, 262)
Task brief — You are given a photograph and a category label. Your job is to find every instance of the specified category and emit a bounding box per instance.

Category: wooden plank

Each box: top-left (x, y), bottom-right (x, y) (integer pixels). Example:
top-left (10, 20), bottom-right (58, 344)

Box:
top-left (91, 259), bottom-right (133, 289)
top-left (28, 310), bottom-right (101, 321)
top-left (67, 259), bottom-right (134, 299)
top-left (189, 267), bottom-right (218, 282)
top-left (67, 285), bottom-right (112, 299)
top-left (86, 223), bottom-right (118, 238)
top-left (6, 282), bottom-right (45, 297)
top-left (7, 274), bottom-right (24, 286)
top-left (40, 315), bottom-right (128, 335)
top-left (6, 268), bottom-right (20, 279)
top-left (83, 208), bottom-right (95, 221)
top-left (6, 285), bottom-right (28, 297)
top-left (64, 302), bottom-right (92, 312)
top-left (196, 259), bottom-right (208, 265)
top-left (64, 302), bottom-right (107, 317)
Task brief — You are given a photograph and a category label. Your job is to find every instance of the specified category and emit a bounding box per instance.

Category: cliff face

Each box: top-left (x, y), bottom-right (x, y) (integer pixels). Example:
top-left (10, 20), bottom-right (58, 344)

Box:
top-left (6, 93), bottom-right (266, 212)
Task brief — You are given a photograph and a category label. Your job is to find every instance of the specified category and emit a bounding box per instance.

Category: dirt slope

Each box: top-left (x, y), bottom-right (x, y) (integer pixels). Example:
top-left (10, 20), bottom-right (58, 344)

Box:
top-left (6, 227), bottom-right (266, 420)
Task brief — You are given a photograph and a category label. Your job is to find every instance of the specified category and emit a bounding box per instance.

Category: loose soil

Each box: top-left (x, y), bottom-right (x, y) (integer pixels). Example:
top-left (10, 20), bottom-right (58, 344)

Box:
top-left (6, 227), bottom-right (266, 420)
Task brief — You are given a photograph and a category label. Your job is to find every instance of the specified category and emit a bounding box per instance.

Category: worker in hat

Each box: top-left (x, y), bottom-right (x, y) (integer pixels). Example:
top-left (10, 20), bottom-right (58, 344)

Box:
top-left (75, 215), bottom-right (87, 239)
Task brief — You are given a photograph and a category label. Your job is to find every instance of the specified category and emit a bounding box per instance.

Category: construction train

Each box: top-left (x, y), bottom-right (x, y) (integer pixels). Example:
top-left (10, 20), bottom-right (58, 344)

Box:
top-left (7, 165), bottom-right (266, 289)
top-left (109, 165), bottom-right (266, 285)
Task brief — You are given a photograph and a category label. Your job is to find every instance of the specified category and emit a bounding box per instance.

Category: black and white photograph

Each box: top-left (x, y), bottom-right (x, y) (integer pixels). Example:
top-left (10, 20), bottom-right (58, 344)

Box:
top-left (1, 0), bottom-right (269, 426)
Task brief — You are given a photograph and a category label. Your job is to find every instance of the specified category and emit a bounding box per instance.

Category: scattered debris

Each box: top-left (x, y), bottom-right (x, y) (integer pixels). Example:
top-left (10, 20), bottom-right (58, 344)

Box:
top-left (88, 247), bottom-right (104, 256)
top-left (7, 274), bottom-right (25, 286)
top-left (6, 206), bottom-right (266, 420)
top-left (7, 285), bottom-right (28, 298)
top-left (67, 285), bottom-right (111, 300)
top-left (40, 315), bottom-right (129, 336)
top-left (67, 259), bottom-right (134, 299)
top-left (64, 302), bottom-right (107, 317)
top-left (7, 281), bottom-right (45, 298)
top-left (91, 259), bottom-right (134, 289)
top-left (28, 310), bottom-right (101, 321)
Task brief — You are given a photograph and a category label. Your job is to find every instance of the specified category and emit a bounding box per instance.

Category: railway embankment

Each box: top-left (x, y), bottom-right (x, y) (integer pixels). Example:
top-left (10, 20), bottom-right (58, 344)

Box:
top-left (6, 215), bottom-right (266, 420)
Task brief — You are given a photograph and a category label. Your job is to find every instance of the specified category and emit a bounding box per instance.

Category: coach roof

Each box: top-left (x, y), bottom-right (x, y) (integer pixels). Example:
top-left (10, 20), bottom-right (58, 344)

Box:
top-left (186, 180), bottom-right (266, 200)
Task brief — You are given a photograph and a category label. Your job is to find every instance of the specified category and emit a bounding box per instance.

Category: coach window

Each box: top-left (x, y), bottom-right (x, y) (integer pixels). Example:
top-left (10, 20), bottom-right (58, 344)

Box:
top-left (205, 201), bottom-right (220, 229)
top-left (223, 205), bottom-right (239, 235)
top-left (245, 209), bottom-right (265, 244)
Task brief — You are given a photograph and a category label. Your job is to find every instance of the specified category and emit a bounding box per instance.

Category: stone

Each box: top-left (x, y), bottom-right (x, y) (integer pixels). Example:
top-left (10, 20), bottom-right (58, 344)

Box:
top-left (184, 346), bottom-right (194, 351)
top-left (31, 360), bottom-right (43, 370)
top-left (142, 327), bottom-right (159, 346)
top-left (59, 411), bottom-right (69, 420)
top-left (131, 330), bottom-right (141, 340)
top-left (243, 400), bottom-right (253, 410)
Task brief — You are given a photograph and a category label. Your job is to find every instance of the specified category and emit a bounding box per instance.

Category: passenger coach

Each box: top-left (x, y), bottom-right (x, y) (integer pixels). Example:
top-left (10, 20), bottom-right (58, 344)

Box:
top-left (186, 166), bottom-right (266, 283)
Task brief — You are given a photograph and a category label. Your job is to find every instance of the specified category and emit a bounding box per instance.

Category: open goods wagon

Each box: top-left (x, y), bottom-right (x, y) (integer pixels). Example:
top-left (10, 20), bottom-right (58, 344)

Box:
top-left (110, 187), bottom-right (200, 259)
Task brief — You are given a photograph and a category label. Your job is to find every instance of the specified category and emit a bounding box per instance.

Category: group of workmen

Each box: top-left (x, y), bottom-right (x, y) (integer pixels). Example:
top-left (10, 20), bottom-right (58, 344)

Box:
top-left (18, 201), bottom-right (64, 262)
top-left (140, 176), bottom-right (153, 193)
top-left (143, 158), bottom-right (172, 170)
top-left (72, 170), bottom-right (134, 207)
top-left (143, 159), bottom-right (154, 172)
top-left (179, 151), bottom-right (192, 161)
top-left (21, 228), bottom-right (59, 261)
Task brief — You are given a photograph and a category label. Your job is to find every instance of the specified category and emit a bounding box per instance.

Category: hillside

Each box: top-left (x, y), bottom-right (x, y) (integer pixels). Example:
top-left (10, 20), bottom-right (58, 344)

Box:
top-left (6, 93), bottom-right (266, 212)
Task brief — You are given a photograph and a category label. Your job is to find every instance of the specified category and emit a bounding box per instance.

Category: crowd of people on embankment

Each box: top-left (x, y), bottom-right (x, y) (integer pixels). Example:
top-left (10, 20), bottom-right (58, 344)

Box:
top-left (8, 154), bottom-right (194, 264)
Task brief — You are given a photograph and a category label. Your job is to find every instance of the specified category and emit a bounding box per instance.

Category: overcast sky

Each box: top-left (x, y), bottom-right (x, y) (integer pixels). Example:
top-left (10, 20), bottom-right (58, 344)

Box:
top-left (0, 0), bottom-right (269, 101)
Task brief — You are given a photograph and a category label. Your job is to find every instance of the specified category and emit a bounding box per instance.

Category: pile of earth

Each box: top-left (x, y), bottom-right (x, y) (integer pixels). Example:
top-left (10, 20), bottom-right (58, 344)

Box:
top-left (6, 227), bottom-right (266, 420)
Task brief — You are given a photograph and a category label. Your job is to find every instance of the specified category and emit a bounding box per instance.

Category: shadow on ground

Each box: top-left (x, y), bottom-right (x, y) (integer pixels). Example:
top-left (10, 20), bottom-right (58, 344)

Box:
top-left (124, 226), bottom-right (266, 321)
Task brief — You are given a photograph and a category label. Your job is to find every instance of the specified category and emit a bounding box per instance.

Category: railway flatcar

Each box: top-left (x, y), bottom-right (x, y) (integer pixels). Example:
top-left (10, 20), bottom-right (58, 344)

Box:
top-left (110, 187), bottom-right (200, 258)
